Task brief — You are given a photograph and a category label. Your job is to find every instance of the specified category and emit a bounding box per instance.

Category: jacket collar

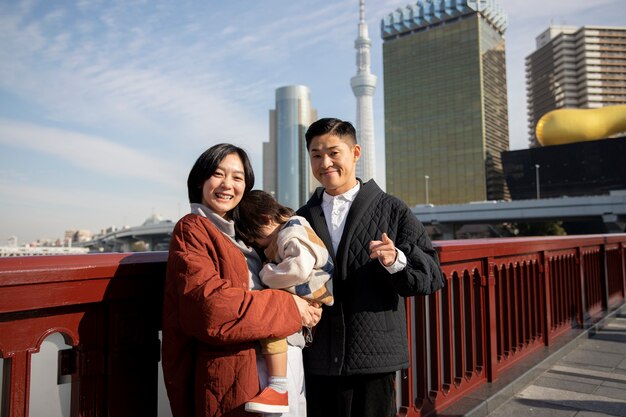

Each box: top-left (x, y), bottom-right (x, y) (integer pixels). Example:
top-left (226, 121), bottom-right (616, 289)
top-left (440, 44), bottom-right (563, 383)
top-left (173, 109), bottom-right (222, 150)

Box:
top-left (189, 203), bottom-right (236, 238)
top-left (306, 179), bottom-right (382, 260)
top-left (335, 180), bottom-right (382, 256)
top-left (321, 182), bottom-right (360, 206)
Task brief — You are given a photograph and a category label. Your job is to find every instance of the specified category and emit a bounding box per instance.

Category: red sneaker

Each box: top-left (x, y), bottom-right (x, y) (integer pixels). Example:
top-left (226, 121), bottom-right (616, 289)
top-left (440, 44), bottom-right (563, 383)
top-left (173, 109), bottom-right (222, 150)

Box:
top-left (245, 386), bottom-right (289, 413)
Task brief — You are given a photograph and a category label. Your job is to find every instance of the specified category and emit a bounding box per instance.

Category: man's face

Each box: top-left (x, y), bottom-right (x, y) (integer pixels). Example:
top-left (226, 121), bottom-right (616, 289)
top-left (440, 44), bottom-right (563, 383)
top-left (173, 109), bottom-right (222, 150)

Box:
top-left (308, 133), bottom-right (360, 196)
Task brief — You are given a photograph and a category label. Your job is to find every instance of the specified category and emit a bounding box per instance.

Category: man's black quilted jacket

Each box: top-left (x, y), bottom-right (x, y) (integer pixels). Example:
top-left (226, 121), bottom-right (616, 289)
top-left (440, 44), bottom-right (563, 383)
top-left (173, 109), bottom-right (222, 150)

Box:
top-left (296, 180), bottom-right (444, 376)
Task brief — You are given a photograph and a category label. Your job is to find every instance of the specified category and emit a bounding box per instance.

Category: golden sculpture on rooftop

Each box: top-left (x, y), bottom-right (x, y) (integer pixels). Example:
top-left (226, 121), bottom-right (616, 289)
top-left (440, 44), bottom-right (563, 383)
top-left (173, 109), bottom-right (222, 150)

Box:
top-left (536, 104), bottom-right (626, 146)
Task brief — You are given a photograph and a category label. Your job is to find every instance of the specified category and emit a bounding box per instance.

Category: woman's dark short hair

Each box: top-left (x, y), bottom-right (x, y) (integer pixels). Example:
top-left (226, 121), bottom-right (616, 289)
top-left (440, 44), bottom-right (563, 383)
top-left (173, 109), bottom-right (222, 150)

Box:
top-left (305, 118), bottom-right (357, 150)
top-left (232, 190), bottom-right (295, 245)
top-left (187, 143), bottom-right (255, 204)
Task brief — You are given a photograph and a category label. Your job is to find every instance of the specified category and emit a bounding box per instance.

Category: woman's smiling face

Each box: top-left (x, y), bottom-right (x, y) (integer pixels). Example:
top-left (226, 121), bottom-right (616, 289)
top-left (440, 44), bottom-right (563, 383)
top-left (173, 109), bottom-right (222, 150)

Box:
top-left (201, 152), bottom-right (246, 217)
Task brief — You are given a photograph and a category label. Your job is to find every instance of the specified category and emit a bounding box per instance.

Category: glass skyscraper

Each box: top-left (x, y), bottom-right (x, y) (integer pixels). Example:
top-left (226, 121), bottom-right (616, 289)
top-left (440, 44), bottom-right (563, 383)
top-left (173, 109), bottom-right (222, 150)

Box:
top-left (263, 85), bottom-right (318, 209)
top-left (381, 0), bottom-right (510, 206)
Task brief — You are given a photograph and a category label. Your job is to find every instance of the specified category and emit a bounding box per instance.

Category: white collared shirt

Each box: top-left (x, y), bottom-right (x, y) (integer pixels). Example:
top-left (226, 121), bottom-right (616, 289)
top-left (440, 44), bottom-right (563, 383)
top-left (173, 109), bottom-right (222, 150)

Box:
top-left (321, 183), bottom-right (360, 253)
top-left (321, 182), bottom-right (406, 274)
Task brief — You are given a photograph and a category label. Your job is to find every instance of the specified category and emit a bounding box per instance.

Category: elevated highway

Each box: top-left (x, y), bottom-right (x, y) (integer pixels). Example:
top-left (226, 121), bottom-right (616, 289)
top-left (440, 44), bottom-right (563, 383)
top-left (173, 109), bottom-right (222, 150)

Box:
top-left (77, 219), bottom-right (174, 252)
top-left (412, 192), bottom-right (626, 239)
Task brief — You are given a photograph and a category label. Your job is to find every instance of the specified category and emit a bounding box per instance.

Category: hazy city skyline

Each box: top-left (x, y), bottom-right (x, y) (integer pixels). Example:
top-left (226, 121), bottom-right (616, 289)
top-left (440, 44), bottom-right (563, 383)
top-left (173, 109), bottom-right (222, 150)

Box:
top-left (1, 0), bottom-right (624, 243)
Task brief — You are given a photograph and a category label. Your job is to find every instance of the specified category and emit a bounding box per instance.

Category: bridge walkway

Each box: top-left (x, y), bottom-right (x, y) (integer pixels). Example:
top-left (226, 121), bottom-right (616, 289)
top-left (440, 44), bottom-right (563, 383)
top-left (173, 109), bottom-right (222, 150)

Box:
top-left (441, 305), bottom-right (626, 417)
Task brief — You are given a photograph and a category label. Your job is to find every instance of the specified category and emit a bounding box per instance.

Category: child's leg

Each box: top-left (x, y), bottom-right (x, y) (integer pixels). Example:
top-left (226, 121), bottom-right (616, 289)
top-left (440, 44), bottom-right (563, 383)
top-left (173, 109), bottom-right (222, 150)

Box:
top-left (245, 338), bottom-right (290, 413)
top-left (261, 337), bottom-right (289, 393)
top-left (265, 350), bottom-right (288, 378)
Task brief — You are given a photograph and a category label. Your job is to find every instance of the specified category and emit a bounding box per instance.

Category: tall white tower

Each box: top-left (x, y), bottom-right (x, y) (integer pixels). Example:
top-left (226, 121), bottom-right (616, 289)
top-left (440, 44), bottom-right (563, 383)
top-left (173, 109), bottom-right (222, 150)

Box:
top-left (351, 0), bottom-right (377, 182)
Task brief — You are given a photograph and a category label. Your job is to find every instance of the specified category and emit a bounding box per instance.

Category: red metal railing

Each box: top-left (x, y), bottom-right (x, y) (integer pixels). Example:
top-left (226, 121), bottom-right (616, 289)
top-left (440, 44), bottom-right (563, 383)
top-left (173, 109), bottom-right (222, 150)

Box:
top-left (0, 253), bottom-right (166, 417)
top-left (1, 235), bottom-right (625, 417)
top-left (398, 234), bottom-right (626, 416)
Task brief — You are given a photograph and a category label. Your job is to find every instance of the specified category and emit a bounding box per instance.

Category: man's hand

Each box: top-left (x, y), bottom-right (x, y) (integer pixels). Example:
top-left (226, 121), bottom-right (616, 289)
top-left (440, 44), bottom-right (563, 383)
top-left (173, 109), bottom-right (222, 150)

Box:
top-left (369, 232), bottom-right (398, 267)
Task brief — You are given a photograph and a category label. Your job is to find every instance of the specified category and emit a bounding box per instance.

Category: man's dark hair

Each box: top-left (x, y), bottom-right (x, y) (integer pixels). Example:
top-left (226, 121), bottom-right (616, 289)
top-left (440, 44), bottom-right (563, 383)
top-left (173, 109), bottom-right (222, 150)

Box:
top-left (232, 190), bottom-right (295, 245)
top-left (305, 118), bottom-right (357, 150)
top-left (187, 143), bottom-right (255, 204)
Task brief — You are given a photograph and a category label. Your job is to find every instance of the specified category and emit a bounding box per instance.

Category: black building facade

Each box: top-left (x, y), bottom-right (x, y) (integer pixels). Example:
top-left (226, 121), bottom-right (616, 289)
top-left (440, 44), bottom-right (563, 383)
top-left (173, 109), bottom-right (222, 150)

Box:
top-left (502, 136), bottom-right (626, 200)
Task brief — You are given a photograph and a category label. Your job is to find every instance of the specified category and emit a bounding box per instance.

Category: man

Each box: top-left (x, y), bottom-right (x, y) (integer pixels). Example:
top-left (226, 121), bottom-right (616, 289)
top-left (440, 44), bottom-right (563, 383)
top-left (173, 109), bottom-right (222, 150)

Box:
top-left (297, 118), bottom-right (444, 417)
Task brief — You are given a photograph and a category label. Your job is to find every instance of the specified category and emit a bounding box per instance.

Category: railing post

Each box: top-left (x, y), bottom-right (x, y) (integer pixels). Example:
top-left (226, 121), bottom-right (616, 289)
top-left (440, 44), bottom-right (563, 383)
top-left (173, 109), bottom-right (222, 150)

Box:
top-left (541, 250), bottom-right (552, 346)
top-left (576, 247), bottom-right (588, 326)
top-left (413, 296), bottom-right (429, 414)
top-left (398, 297), bottom-right (413, 416)
top-left (484, 257), bottom-right (498, 382)
top-left (1, 351), bottom-right (32, 417)
top-left (621, 242), bottom-right (626, 299)
top-left (600, 244), bottom-right (610, 312)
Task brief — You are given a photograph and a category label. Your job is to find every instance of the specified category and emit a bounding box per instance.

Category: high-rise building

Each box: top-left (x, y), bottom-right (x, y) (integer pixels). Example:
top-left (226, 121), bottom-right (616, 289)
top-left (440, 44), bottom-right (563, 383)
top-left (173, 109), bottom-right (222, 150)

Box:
top-left (351, 0), bottom-right (377, 182)
top-left (263, 85), bottom-right (318, 209)
top-left (381, 0), bottom-right (510, 206)
top-left (526, 26), bottom-right (626, 147)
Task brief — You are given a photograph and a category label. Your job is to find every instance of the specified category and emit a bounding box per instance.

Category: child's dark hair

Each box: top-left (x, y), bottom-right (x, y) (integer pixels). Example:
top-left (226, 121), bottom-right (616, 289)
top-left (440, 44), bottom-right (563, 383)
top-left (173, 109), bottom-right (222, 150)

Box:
top-left (232, 190), bottom-right (295, 245)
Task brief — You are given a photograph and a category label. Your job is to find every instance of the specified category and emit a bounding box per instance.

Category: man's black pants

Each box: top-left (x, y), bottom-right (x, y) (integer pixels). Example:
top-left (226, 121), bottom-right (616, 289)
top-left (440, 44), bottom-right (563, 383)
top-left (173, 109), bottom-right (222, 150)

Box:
top-left (305, 372), bottom-right (396, 417)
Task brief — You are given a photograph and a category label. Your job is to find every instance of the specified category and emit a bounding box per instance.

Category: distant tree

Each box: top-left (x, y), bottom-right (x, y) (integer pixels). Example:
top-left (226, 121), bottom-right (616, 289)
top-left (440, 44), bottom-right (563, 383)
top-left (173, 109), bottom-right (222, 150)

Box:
top-left (514, 221), bottom-right (566, 237)
top-left (131, 241), bottom-right (149, 252)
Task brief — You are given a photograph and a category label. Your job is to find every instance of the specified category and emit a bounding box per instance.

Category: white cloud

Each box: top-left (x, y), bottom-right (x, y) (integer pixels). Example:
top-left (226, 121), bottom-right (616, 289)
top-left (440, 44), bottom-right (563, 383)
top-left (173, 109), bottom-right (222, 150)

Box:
top-left (1, 182), bottom-right (117, 209)
top-left (0, 1), bottom-right (266, 145)
top-left (0, 182), bottom-right (184, 243)
top-left (221, 26), bottom-right (236, 36)
top-left (501, 0), bottom-right (618, 21)
top-left (0, 120), bottom-right (183, 188)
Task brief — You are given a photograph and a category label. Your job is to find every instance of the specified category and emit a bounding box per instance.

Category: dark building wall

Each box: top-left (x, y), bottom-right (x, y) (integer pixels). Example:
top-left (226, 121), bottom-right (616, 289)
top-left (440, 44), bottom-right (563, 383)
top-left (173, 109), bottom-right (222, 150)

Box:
top-left (481, 19), bottom-right (510, 201)
top-left (502, 136), bottom-right (626, 200)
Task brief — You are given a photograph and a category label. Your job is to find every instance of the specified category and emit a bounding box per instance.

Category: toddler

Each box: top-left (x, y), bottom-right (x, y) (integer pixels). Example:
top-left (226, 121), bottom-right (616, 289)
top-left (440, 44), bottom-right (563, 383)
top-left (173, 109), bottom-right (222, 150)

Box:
top-left (233, 190), bottom-right (333, 414)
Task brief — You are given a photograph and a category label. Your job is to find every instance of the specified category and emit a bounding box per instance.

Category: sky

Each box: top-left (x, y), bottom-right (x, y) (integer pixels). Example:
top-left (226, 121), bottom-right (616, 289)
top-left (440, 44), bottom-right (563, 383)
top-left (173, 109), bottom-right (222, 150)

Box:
top-left (0, 0), bottom-right (624, 245)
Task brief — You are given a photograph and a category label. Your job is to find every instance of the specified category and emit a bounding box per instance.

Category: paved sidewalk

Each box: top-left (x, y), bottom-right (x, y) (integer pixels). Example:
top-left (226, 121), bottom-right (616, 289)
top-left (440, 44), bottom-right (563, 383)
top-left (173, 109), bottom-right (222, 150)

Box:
top-left (439, 305), bottom-right (626, 417)
top-left (487, 307), bottom-right (626, 417)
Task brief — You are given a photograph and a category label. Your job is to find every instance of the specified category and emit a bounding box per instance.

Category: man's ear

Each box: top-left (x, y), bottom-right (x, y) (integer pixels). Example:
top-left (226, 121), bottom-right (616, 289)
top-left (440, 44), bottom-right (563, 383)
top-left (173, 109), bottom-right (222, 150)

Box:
top-left (353, 144), bottom-right (361, 161)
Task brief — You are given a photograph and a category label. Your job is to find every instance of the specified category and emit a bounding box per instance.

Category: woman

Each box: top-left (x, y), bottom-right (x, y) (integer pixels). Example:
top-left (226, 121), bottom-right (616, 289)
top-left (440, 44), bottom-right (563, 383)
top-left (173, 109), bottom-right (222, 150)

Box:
top-left (162, 143), bottom-right (322, 417)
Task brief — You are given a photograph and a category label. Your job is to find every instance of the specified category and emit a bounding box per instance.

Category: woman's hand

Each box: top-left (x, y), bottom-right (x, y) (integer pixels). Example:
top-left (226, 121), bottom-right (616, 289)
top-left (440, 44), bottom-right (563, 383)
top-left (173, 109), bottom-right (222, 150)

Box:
top-left (291, 295), bottom-right (322, 327)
